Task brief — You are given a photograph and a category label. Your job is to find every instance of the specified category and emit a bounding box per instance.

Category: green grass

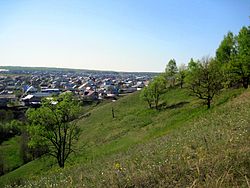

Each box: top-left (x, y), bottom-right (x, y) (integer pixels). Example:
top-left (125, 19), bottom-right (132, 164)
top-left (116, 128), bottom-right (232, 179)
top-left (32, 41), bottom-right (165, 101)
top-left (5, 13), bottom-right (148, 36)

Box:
top-left (0, 87), bottom-right (249, 187)
top-left (0, 136), bottom-right (23, 175)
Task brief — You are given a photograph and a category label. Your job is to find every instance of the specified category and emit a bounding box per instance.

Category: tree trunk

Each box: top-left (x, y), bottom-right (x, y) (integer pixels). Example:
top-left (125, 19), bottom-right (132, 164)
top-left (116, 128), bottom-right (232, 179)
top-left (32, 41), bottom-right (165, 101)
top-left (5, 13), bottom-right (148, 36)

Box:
top-left (59, 160), bottom-right (64, 168)
top-left (155, 96), bottom-right (159, 110)
top-left (147, 100), bottom-right (152, 109)
top-left (207, 98), bottom-right (211, 109)
top-left (58, 151), bottom-right (65, 168)
top-left (242, 77), bottom-right (249, 89)
top-left (112, 107), bottom-right (115, 118)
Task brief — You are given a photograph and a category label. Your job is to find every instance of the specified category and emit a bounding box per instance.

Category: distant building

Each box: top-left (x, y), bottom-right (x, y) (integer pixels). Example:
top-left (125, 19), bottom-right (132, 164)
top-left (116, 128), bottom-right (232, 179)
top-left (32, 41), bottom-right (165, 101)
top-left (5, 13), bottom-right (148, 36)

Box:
top-left (21, 92), bottom-right (55, 106)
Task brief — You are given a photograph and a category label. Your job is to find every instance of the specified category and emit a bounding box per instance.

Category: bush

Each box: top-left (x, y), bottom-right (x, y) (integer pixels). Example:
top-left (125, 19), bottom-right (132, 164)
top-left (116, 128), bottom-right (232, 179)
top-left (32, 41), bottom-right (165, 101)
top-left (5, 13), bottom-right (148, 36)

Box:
top-left (0, 120), bottom-right (22, 144)
top-left (19, 130), bottom-right (49, 164)
top-left (0, 110), bottom-right (14, 123)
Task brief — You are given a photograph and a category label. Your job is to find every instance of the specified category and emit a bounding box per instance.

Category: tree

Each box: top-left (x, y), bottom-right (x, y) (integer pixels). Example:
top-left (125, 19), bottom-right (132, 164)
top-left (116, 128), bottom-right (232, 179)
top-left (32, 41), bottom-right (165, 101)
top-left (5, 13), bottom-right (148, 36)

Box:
top-left (177, 64), bottom-right (187, 88)
top-left (141, 75), bottom-right (166, 110)
top-left (185, 57), bottom-right (223, 109)
top-left (140, 86), bottom-right (154, 109)
top-left (216, 31), bottom-right (236, 65)
top-left (231, 26), bottom-right (250, 88)
top-left (165, 59), bottom-right (178, 87)
top-left (216, 26), bottom-right (250, 88)
top-left (187, 58), bottom-right (197, 70)
top-left (26, 93), bottom-right (81, 168)
top-left (215, 31), bottom-right (238, 87)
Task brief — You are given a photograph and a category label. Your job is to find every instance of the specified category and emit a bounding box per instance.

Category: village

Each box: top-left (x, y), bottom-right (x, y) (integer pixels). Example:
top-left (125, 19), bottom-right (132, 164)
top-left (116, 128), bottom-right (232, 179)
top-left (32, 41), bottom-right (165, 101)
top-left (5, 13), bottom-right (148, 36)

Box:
top-left (0, 68), bottom-right (154, 108)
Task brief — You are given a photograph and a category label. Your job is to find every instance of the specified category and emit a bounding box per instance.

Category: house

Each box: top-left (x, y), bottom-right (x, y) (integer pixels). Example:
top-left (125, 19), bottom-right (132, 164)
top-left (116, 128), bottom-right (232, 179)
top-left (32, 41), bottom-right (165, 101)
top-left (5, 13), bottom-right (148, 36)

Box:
top-left (41, 88), bottom-right (60, 95)
top-left (82, 90), bottom-right (98, 101)
top-left (103, 85), bottom-right (119, 95)
top-left (21, 92), bottom-right (54, 106)
top-left (132, 81), bottom-right (145, 90)
top-left (25, 86), bottom-right (37, 94)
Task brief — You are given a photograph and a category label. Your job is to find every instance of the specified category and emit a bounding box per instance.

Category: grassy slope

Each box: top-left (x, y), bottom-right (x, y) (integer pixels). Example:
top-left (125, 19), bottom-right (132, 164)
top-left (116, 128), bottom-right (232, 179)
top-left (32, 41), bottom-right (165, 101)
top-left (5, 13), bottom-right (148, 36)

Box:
top-left (1, 88), bottom-right (249, 187)
top-left (0, 136), bottom-right (23, 174)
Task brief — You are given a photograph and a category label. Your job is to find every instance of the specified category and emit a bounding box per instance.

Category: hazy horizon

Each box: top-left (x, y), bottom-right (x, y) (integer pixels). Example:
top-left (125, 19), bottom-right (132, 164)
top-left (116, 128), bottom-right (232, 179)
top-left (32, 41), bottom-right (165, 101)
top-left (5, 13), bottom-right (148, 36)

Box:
top-left (0, 65), bottom-right (160, 73)
top-left (0, 0), bottom-right (249, 72)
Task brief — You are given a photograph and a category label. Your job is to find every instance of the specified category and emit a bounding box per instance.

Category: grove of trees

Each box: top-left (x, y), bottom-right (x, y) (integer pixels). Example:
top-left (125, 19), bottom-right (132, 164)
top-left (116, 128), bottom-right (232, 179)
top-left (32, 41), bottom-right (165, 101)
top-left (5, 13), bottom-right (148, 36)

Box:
top-left (216, 26), bottom-right (250, 88)
top-left (141, 24), bottom-right (250, 109)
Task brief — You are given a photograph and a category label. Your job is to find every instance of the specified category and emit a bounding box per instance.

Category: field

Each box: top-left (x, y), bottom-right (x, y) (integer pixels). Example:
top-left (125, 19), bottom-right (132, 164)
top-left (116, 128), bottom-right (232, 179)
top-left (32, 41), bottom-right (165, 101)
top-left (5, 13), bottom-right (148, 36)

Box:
top-left (0, 87), bottom-right (249, 187)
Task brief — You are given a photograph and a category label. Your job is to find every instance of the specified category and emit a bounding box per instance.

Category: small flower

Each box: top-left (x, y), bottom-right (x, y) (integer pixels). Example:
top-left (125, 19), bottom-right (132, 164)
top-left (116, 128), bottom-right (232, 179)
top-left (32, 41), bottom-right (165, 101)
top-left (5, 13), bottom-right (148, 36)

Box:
top-left (114, 162), bottom-right (121, 170)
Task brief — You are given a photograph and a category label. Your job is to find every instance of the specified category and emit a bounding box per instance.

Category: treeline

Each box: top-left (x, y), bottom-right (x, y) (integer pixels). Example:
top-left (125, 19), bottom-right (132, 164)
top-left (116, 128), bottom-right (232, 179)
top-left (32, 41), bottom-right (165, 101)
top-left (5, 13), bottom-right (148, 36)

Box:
top-left (141, 25), bottom-right (250, 109)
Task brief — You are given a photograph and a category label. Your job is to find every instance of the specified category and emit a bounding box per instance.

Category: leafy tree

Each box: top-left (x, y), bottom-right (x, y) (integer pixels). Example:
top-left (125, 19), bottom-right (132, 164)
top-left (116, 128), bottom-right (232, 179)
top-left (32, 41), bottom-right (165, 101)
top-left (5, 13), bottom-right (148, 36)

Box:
top-left (187, 58), bottom-right (197, 70)
top-left (216, 26), bottom-right (250, 88)
top-left (149, 75), bottom-right (166, 109)
top-left (185, 57), bottom-right (223, 109)
top-left (26, 93), bottom-right (81, 168)
top-left (177, 64), bottom-right (187, 88)
top-left (140, 86), bottom-right (154, 109)
top-left (19, 130), bottom-right (48, 164)
top-left (231, 26), bottom-right (250, 88)
top-left (215, 32), bottom-right (238, 87)
top-left (165, 59), bottom-right (178, 87)
top-left (141, 75), bottom-right (166, 109)
top-left (216, 31), bottom-right (236, 65)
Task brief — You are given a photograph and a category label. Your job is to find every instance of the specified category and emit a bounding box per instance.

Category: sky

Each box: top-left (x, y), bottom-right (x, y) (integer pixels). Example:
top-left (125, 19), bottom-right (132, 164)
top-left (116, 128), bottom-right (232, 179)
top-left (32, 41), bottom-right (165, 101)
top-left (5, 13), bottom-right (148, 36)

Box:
top-left (0, 0), bottom-right (249, 72)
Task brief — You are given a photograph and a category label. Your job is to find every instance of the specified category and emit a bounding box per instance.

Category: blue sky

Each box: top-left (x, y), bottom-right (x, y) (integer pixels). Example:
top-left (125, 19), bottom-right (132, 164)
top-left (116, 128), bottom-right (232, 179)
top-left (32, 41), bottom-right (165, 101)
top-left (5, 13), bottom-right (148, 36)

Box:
top-left (0, 0), bottom-right (249, 72)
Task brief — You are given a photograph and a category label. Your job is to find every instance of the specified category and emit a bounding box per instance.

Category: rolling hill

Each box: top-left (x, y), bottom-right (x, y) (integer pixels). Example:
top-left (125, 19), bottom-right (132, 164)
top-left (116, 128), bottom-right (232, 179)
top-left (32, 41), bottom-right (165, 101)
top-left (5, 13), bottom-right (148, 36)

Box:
top-left (0, 87), bottom-right (249, 187)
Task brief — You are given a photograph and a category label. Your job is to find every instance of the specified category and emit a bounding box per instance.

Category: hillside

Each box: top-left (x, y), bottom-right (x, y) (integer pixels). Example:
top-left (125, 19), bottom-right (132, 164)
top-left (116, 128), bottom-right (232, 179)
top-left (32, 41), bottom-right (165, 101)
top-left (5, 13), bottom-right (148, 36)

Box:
top-left (1, 88), bottom-right (249, 187)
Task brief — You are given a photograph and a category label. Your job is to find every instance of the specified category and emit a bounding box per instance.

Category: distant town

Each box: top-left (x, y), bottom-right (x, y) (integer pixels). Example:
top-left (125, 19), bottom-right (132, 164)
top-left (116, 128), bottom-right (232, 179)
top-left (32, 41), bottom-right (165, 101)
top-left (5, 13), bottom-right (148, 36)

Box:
top-left (0, 67), bottom-right (156, 108)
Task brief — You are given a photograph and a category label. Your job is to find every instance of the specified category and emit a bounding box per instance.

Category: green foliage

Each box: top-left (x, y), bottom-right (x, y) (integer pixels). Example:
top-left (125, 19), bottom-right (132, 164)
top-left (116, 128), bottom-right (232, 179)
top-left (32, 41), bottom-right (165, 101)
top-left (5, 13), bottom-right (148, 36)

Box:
top-left (216, 25), bottom-right (250, 88)
top-left (215, 31), bottom-right (236, 87)
top-left (0, 110), bottom-right (14, 123)
top-left (165, 59), bottom-right (178, 87)
top-left (140, 86), bottom-right (153, 108)
top-left (216, 31), bottom-right (236, 65)
top-left (230, 26), bottom-right (250, 88)
top-left (176, 64), bottom-right (187, 88)
top-left (185, 57), bottom-right (223, 109)
top-left (187, 58), bottom-right (198, 71)
top-left (26, 93), bottom-right (81, 168)
top-left (141, 75), bottom-right (166, 109)
top-left (19, 130), bottom-right (48, 164)
top-left (0, 120), bottom-right (22, 144)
